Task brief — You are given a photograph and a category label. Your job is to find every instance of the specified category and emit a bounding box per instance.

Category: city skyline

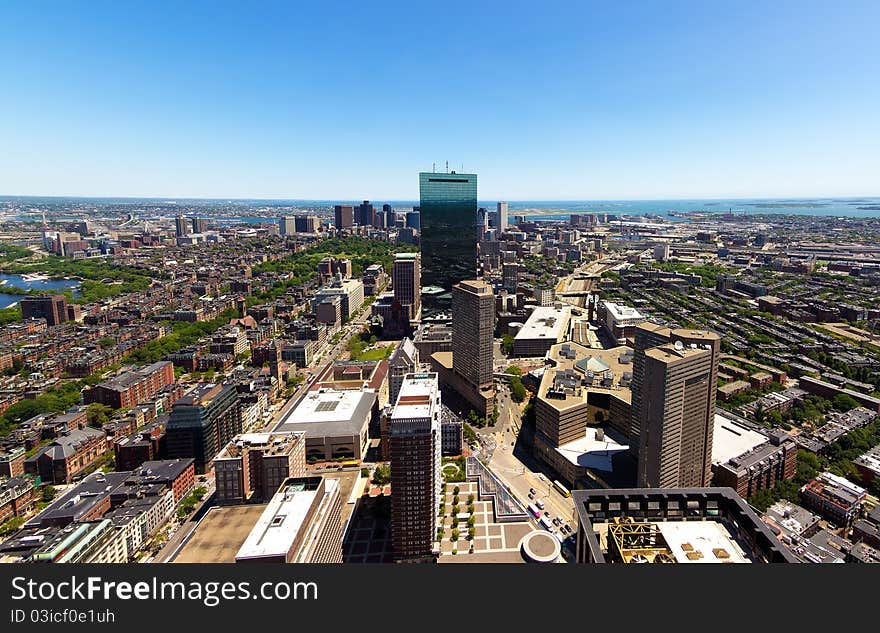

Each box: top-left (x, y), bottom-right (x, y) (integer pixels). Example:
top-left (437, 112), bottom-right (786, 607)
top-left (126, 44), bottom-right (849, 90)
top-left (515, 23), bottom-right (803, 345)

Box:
top-left (1, 2), bottom-right (878, 200)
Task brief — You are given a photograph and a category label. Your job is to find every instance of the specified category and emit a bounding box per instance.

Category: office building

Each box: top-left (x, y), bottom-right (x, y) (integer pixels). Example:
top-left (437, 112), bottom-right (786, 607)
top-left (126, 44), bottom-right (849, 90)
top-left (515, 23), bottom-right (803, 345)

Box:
top-left (393, 252), bottom-right (421, 320)
top-left (165, 383), bottom-right (242, 473)
top-left (214, 431), bottom-right (307, 505)
top-left (334, 204), bottom-right (354, 229)
top-left (390, 373), bottom-right (442, 562)
top-left (274, 389), bottom-right (375, 462)
top-left (356, 200), bottom-right (375, 226)
top-left (279, 217), bottom-right (296, 235)
top-left (451, 279), bottom-right (494, 389)
top-left (235, 476), bottom-right (342, 563)
top-left (572, 488), bottom-right (797, 563)
top-left (175, 216), bottom-right (191, 237)
top-left (405, 210), bottom-right (420, 230)
top-left (636, 337), bottom-right (719, 488)
top-left (294, 215), bottom-right (320, 233)
top-left (512, 304), bottom-right (571, 357)
top-left (191, 217), bottom-right (209, 233)
top-left (21, 295), bottom-right (68, 327)
top-left (496, 201), bottom-right (509, 231)
top-left (653, 243), bottom-right (671, 262)
top-left (600, 301), bottom-right (646, 343)
top-left (419, 171), bottom-right (478, 301)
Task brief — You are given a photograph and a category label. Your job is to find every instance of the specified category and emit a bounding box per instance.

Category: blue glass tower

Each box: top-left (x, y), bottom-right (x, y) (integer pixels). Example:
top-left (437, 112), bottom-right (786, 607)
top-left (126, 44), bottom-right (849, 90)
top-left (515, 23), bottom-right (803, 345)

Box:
top-left (418, 171), bottom-right (478, 305)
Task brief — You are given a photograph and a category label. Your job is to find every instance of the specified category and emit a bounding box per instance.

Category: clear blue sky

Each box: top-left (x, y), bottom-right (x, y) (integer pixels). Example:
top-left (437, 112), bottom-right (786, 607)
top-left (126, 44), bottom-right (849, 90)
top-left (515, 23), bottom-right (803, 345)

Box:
top-left (1, 1), bottom-right (878, 200)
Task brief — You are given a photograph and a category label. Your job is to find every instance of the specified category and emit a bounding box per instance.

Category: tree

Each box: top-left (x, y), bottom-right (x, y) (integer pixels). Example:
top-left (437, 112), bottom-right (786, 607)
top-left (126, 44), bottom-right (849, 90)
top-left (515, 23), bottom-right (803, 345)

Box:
top-left (502, 335), bottom-right (515, 355)
top-left (832, 393), bottom-right (860, 412)
top-left (41, 485), bottom-right (57, 503)
top-left (86, 403), bottom-right (113, 428)
top-left (451, 528), bottom-right (459, 542)
top-left (372, 464), bottom-right (391, 485)
top-left (505, 366), bottom-right (522, 376)
top-left (509, 376), bottom-right (526, 403)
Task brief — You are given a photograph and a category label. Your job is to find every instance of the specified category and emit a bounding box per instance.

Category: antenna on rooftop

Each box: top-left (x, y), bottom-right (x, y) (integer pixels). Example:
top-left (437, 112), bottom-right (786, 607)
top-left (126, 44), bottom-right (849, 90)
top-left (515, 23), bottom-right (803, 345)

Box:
top-left (445, 161), bottom-right (449, 173)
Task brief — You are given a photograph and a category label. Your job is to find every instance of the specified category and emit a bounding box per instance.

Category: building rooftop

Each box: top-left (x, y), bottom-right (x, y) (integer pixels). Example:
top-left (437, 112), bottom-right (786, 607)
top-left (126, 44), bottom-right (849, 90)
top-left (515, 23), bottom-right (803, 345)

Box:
top-left (555, 427), bottom-right (630, 472)
top-left (603, 301), bottom-right (645, 322)
top-left (514, 304), bottom-right (571, 341)
top-left (391, 373), bottom-right (439, 420)
top-left (216, 431), bottom-right (305, 459)
top-left (711, 413), bottom-right (769, 466)
top-left (275, 389), bottom-right (375, 438)
top-left (235, 477), bottom-right (337, 562)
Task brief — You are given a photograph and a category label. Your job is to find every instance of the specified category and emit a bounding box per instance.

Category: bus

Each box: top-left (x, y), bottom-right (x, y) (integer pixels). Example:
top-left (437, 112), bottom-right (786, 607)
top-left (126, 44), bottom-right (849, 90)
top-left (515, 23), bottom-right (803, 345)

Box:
top-left (539, 516), bottom-right (554, 531)
top-left (552, 480), bottom-right (571, 498)
top-left (527, 503), bottom-right (542, 519)
top-left (341, 460), bottom-right (360, 468)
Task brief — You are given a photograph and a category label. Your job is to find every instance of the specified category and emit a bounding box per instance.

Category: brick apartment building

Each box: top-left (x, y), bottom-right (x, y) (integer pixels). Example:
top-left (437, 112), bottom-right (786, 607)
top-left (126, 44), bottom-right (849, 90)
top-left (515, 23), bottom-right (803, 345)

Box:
top-left (83, 361), bottom-right (175, 410)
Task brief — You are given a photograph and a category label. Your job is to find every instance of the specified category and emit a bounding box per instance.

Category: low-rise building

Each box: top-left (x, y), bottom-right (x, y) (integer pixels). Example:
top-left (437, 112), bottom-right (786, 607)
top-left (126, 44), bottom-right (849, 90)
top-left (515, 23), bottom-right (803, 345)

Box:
top-left (235, 476), bottom-right (342, 563)
top-left (214, 431), bottom-right (307, 505)
top-left (23, 427), bottom-right (106, 484)
top-left (800, 472), bottom-right (866, 527)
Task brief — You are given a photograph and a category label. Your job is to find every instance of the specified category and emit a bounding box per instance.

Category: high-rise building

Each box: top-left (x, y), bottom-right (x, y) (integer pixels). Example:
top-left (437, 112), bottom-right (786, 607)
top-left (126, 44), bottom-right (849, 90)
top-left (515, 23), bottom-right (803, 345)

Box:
top-left (390, 372), bottom-right (442, 562)
top-left (630, 324), bottom-right (720, 454)
top-left (279, 217), bottom-right (296, 235)
top-left (497, 201), bottom-right (509, 231)
top-left (165, 384), bottom-right (242, 473)
top-left (636, 334), bottom-right (720, 488)
top-left (20, 295), bottom-right (68, 327)
top-left (405, 210), bottom-right (420, 230)
top-left (393, 252), bottom-right (421, 321)
top-left (418, 171), bottom-right (478, 297)
top-left (334, 205), bottom-right (354, 229)
top-left (451, 279), bottom-right (494, 389)
top-left (502, 263), bottom-right (519, 293)
top-left (191, 217), bottom-right (209, 233)
top-left (356, 200), bottom-right (375, 226)
top-left (175, 216), bottom-right (191, 237)
top-left (294, 215), bottom-right (320, 233)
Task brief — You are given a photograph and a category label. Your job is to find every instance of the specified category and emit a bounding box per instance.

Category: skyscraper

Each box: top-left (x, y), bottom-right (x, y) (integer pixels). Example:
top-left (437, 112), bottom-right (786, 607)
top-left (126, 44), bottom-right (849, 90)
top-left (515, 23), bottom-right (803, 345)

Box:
top-left (390, 372), bottom-right (441, 562)
top-left (418, 171), bottom-right (478, 299)
top-left (451, 279), bottom-right (494, 389)
top-left (175, 216), bottom-right (191, 237)
top-left (393, 252), bottom-right (421, 321)
top-left (294, 215), bottom-right (320, 233)
top-left (334, 204), bottom-right (354, 229)
top-left (496, 201), bottom-right (509, 231)
top-left (279, 217), bottom-right (296, 235)
top-left (166, 383), bottom-right (242, 473)
top-left (191, 217), bottom-right (209, 233)
top-left (357, 200), bottom-right (374, 226)
top-left (637, 342), bottom-right (714, 488)
top-left (631, 326), bottom-right (721, 488)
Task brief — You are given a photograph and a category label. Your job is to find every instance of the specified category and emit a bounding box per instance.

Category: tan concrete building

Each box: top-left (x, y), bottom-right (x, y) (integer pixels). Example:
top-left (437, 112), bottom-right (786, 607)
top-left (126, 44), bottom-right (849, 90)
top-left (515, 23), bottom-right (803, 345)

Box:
top-left (214, 431), bottom-right (307, 505)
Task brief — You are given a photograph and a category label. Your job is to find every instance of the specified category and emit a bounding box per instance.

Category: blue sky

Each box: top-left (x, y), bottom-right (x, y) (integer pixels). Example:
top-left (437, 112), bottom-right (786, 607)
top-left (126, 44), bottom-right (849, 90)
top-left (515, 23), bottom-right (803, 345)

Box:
top-left (1, 1), bottom-right (878, 200)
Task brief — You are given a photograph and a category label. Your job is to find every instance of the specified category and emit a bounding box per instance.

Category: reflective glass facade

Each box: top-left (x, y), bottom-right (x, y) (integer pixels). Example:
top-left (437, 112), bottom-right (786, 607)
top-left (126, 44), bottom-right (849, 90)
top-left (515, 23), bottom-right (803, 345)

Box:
top-left (418, 172), bottom-right (478, 299)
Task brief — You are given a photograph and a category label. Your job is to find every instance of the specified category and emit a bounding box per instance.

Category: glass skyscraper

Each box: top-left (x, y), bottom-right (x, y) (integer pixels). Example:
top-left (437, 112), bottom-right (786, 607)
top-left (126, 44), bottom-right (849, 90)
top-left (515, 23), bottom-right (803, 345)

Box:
top-left (418, 171), bottom-right (478, 307)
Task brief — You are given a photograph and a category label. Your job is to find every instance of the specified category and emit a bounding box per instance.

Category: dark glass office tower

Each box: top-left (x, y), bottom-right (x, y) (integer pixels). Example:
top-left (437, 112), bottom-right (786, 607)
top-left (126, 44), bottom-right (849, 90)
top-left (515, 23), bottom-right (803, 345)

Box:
top-left (418, 171), bottom-right (478, 311)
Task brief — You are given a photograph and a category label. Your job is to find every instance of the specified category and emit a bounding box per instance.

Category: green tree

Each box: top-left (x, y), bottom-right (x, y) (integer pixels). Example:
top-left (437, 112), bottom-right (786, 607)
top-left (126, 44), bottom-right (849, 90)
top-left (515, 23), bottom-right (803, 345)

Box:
top-left (509, 376), bottom-right (527, 403)
top-left (86, 403), bottom-right (113, 428)
top-left (372, 464), bottom-right (391, 485)
top-left (832, 393), bottom-right (860, 412)
top-left (501, 335), bottom-right (515, 355)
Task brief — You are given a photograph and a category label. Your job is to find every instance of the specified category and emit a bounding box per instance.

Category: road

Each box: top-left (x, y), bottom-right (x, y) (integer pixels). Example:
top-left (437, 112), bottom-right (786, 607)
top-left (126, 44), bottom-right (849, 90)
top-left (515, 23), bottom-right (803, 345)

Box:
top-left (480, 389), bottom-right (577, 532)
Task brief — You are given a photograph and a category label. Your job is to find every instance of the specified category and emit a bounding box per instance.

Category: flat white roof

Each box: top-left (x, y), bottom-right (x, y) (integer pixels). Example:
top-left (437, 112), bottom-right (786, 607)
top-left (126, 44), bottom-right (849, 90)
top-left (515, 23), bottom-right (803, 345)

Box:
top-left (392, 373), bottom-right (439, 420)
top-left (555, 428), bottom-right (629, 472)
top-left (656, 521), bottom-right (751, 564)
top-left (515, 305), bottom-right (571, 341)
top-left (602, 301), bottom-right (644, 322)
top-left (711, 414), bottom-right (768, 465)
top-left (235, 479), bottom-right (338, 561)
top-left (283, 389), bottom-right (370, 425)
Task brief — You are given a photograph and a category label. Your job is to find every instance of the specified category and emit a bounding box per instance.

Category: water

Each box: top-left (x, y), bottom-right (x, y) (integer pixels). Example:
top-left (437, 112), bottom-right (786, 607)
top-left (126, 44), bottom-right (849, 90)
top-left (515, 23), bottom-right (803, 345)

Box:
top-left (208, 197), bottom-right (880, 222)
top-left (0, 274), bottom-right (81, 309)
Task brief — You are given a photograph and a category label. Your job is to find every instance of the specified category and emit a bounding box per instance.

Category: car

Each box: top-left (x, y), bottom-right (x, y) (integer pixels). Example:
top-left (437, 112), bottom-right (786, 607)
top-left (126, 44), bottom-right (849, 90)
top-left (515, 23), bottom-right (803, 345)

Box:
top-left (544, 511), bottom-right (550, 518)
top-left (528, 492), bottom-right (534, 499)
top-left (529, 488), bottom-right (536, 495)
